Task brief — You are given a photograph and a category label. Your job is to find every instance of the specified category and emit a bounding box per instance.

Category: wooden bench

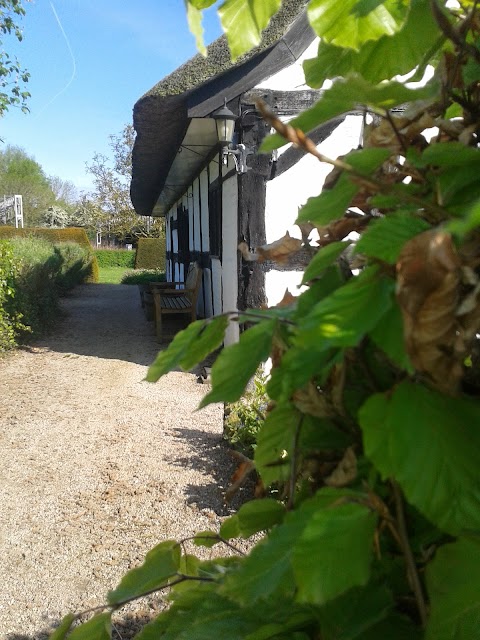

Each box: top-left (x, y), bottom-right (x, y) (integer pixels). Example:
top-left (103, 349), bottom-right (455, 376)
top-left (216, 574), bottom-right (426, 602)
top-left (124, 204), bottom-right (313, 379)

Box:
top-left (151, 263), bottom-right (202, 340)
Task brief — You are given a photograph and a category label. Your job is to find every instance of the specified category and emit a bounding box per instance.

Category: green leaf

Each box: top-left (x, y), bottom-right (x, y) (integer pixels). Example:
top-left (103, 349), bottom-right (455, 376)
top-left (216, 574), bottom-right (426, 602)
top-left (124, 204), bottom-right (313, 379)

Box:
top-left (308, 0), bottom-right (410, 51)
top-left (48, 614), bottom-right (75, 640)
top-left (107, 540), bottom-right (181, 605)
top-left (254, 404), bottom-right (299, 486)
top-left (369, 299), bottom-right (413, 372)
top-left (319, 583), bottom-right (393, 640)
top-left (359, 382), bottom-right (480, 535)
top-left (221, 496), bottom-right (323, 605)
top-left (200, 320), bottom-right (276, 406)
top-left (355, 214), bottom-right (430, 264)
top-left (298, 268), bottom-right (394, 349)
top-left (421, 141), bottom-right (480, 167)
top-left (261, 76), bottom-right (437, 152)
top-left (448, 198), bottom-right (480, 237)
top-left (293, 497), bottom-right (377, 605)
top-left (355, 614), bottom-right (422, 639)
top-left (302, 241), bottom-right (351, 284)
top-left (236, 499), bottom-right (286, 537)
top-left (299, 415), bottom-right (353, 452)
top-left (186, 2), bottom-right (207, 56)
top-left (304, 0), bottom-right (440, 86)
top-left (68, 613), bottom-right (111, 640)
top-left (220, 514), bottom-right (241, 539)
top-left (188, 0), bottom-right (216, 8)
top-left (297, 148), bottom-right (392, 226)
top-left (219, 0), bottom-right (281, 61)
top-left (426, 538), bottom-right (480, 640)
top-left (146, 316), bottom-right (228, 382)
top-left (193, 531), bottom-right (220, 548)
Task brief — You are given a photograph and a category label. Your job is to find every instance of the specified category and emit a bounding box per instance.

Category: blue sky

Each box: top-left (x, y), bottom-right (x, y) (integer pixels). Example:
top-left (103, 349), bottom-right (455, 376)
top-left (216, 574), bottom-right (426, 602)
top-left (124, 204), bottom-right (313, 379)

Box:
top-left (0, 0), bottom-right (222, 192)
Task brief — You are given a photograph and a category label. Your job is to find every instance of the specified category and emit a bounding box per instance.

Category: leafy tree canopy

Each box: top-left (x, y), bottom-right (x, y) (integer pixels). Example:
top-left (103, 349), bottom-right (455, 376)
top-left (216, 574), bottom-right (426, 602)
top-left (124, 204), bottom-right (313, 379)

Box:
top-left (0, 0), bottom-right (30, 116)
top-left (0, 145), bottom-right (55, 225)
top-left (80, 124), bottom-right (164, 242)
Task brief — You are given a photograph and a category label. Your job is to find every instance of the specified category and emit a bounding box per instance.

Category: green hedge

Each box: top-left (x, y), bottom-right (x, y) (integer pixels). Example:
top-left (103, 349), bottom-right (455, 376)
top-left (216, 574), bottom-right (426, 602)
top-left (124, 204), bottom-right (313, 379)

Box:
top-left (134, 237), bottom-right (166, 270)
top-left (0, 236), bottom-right (93, 350)
top-left (121, 269), bottom-right (166, 285)
top-left (0, 227), bottom-right (99, 283)
top-left (94, 249), bottom-right (135, 268)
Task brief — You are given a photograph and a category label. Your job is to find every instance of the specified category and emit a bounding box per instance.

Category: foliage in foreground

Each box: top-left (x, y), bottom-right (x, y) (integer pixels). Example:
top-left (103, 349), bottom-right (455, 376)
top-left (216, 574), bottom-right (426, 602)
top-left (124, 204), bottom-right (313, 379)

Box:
top-left (51, 1), bottom-right (480, 639)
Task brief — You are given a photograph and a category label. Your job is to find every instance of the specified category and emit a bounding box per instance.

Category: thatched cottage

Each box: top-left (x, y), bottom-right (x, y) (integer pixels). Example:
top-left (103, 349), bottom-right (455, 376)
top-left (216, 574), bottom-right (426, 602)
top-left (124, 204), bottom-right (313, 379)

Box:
top-left (130, 0), bottom-right (362, 344)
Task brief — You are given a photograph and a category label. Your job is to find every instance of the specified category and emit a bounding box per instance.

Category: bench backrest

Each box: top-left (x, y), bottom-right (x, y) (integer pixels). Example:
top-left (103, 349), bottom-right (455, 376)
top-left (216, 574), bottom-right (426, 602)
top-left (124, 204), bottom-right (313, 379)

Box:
top-left (184, 262), bottom-right (202, 303)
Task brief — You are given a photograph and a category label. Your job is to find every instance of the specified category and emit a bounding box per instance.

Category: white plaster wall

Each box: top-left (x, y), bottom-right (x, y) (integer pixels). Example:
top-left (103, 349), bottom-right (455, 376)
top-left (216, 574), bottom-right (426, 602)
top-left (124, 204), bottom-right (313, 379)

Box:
top-left (193, 178), bottom-right (201, 250)
top-left (211, 258), bottom-right (222, 316)
top-left (264, 115), bottom-right (363, 307)
top-left (256, 39), bottom-right (319, 91)
top-left (222, 170), bottom-right (239, 345)
top-left (199, 169), bottom-right (210, 252)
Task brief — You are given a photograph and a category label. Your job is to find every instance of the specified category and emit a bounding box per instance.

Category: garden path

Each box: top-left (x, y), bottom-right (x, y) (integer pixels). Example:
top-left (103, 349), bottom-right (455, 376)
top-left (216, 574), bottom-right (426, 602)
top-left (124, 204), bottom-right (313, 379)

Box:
top-left (0, 284), bottom-right (236, 639)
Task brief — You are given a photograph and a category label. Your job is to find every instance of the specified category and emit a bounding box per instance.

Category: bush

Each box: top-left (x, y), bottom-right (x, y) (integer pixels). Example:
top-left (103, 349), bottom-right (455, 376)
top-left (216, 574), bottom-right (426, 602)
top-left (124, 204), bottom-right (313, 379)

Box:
top-left (134, 237), bottom-right (166, 270)
top-left (224, 372), bottom-right (268, 455)
top-left (0, 226), bottom-right (99, 283)
top-left (0, 240), bottom-right (24, 352)
top-left (54, 242), bottom-right (93, 294)
top-left (94, 249), bottom-right (135, 268)
top-left (8, 236), bottom-right (62, 335)
top-left (120, 269), bottom-right (166, 285)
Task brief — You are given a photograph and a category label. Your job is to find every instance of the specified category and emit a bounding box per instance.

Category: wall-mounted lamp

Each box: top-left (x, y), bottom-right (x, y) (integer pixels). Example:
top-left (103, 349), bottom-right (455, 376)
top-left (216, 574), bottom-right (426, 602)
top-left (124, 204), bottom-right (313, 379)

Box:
top-left (212, 99), bottom-right (253, 174)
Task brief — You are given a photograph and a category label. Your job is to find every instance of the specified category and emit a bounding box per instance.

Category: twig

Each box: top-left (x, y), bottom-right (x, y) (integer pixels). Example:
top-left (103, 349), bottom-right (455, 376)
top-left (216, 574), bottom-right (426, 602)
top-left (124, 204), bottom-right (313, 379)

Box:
top-left (392, 481), bottom-right (428, 626)
top-left (255, 99), bottom-right (450, 221)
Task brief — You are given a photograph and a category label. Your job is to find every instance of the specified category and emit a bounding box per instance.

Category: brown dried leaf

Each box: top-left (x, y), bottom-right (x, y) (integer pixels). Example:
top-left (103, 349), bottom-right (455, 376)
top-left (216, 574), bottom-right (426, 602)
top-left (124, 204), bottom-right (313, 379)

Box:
top-left (396, 230), bottom-right (462, 390)
top-left (225, 454), bottom-right (255, 503)
top-left (293, 382), bottom-right (333, 418)
top-left (316, 214), bottom-right (370, 246)
top-left (256, 232), bottom-right (303, 264)
top-left (276, 289), bottom-right (297, 308)
top-left (297, 221), bottom-right (315, 244)
top-left (324, 447), bottom-right (357, 487)
top-left (238, 241), bottom-right (259, 262)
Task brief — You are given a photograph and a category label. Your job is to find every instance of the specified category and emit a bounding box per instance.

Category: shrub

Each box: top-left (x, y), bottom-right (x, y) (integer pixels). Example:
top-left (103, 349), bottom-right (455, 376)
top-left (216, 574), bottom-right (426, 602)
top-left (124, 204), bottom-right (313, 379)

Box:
top-left (224, 371), bottom-right (268, 455)
top-left (134, 237), bottom-right (166, 270)
top-left (120, 269), bottom-right (166, 285)
top-left (8, 236), bottom-right (62, 335)
top-left (94, 249), bottom-right (135, 268)
top-left (54, 242), bottom-right (92, 293)
top-left (0, 240), bottom-right (24, 352)
top-left (0, 226), bottom-right (99, 283)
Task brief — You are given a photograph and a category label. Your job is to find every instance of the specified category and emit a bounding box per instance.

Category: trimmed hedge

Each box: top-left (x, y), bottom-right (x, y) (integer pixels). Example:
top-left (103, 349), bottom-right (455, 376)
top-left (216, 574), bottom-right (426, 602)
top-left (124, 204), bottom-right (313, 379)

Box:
top-left (134, 237), bottom-right (166, 270)
top-left (0, 227), bottom-right (99, 282)
top-left (0, 237), bottom-right (93, 346)
top-left (95, 249), bottom-right (135, 268)
top-left (121, 269), bottom-right (166, 285)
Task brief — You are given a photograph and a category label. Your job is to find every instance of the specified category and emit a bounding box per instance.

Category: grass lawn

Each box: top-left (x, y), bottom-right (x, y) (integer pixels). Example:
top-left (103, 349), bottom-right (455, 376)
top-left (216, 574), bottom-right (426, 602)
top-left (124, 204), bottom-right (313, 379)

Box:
top-left (97, 266), bottom-right (129, 284)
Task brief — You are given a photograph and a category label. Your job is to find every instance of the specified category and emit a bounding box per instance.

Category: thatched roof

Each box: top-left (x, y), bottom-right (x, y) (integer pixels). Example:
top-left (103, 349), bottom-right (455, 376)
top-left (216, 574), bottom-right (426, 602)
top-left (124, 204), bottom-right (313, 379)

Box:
top-left (131, 1), bottom-right (313, 217)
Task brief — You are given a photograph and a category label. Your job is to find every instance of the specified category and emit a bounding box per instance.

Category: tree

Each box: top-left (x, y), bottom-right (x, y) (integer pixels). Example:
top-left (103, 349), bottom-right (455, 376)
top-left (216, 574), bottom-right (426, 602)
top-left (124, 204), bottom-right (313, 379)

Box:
top-left (51, 1), bottom-right (480, 639)
top-left (83, 124), bottom-right (164, 242)
top-left (0, 145), bottom-right (55, 225)
top-left (0, 0), bottom-right (30, 117)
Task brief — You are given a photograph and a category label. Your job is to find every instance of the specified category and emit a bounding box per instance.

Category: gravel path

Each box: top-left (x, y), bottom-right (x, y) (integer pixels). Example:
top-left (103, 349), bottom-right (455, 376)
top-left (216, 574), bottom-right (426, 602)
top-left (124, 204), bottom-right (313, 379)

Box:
top-left (0, 284), bottom-right (238, 639)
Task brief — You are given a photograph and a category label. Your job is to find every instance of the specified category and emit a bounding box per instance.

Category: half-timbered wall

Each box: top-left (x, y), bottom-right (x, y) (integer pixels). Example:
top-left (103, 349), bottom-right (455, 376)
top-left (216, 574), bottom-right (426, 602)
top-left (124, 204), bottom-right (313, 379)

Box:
top-left (264, 114), bottom-right (363, 306)
top-left (164, 151), bottom-right (240, 345)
